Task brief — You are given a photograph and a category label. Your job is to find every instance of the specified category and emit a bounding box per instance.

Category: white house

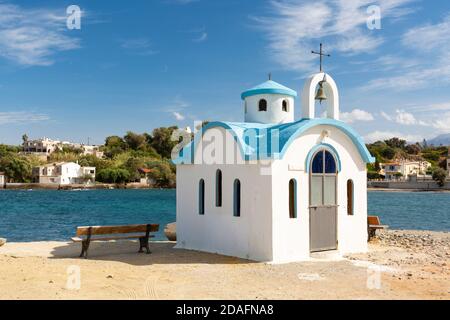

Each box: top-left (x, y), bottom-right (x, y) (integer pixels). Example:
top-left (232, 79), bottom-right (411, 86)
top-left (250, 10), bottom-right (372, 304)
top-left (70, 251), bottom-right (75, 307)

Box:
top-left (173, 72), bottom-right (375, 263)
top-left (32, 162), bottom-right (96, 185)
top-left (380, 160), bottom-right (431, 180)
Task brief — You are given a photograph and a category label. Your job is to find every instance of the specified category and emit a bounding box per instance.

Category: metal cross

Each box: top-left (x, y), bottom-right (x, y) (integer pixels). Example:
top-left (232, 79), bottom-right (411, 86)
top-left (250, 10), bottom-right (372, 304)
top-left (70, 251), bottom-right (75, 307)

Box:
top-left (311, 43), bottom-right (330, 72)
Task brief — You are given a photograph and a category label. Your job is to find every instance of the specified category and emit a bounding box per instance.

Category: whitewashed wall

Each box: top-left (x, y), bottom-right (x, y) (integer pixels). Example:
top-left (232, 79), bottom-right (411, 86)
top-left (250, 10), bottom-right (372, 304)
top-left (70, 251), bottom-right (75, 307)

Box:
top-left (244, 94), bottom-right (295, 124)
top-left (272, 125), bottom-right (368, 262)
top-left (176, 124), bottom-right (369, 263)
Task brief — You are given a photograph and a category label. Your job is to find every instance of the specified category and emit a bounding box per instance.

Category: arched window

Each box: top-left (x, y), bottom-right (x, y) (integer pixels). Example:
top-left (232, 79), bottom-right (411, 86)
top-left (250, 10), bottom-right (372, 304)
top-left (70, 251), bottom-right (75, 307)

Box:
top-left (311, 150), bottom-right (337, 206)
top-left (289, 179), bottom-right (297, 219)
top-left (216, 169), bottom-right (222, 207)
top-left (282, 100), bottom-right (289, 112)
top-left (199, 179), bottom-right (205, 215)
top-left (347, 179), bottom-right (354, 215)
top-left (258, 99), bottom-right (267, 112)
top-left (233, 179), bottom-right (241, 217)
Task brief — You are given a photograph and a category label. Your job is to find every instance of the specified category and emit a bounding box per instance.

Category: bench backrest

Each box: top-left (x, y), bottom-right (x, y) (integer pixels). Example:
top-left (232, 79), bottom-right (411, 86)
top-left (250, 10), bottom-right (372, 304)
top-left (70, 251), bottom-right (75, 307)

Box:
top-left (76, 224), bottom-right (159, 236)
top-left (367, 216), bottom-right (381, 226)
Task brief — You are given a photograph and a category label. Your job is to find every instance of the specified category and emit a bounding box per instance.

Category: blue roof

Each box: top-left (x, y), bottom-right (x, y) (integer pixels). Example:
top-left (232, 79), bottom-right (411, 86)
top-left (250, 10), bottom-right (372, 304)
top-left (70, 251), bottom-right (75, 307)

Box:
top-left (173, 118), bottom-right (375, 165)
top-left (241, 80), bottom-right (298, 100)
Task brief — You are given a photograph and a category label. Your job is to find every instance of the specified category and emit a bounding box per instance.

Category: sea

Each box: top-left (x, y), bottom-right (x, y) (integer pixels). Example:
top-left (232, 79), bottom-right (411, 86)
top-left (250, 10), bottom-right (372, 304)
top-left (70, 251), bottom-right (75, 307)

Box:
top-left (0, 189), bottom-right (448, 242)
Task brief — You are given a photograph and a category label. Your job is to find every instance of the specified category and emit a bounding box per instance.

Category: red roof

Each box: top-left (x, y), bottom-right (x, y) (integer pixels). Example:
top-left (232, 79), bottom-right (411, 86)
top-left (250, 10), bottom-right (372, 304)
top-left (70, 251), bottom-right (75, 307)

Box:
top-left (138, 168), bottom-right (152, 174)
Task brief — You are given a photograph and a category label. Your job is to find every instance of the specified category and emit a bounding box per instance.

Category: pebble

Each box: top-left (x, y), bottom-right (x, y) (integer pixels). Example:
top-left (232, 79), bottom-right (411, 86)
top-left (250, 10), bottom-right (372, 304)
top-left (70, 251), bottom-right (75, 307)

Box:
top-left (0, 238), bottom-right (6, 247)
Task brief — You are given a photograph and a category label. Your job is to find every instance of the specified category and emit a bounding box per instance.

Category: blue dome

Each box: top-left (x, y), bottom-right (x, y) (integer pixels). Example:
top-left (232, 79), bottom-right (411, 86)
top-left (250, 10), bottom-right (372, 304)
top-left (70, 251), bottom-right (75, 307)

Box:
top-left (241, 80), bottom-right (298, 100)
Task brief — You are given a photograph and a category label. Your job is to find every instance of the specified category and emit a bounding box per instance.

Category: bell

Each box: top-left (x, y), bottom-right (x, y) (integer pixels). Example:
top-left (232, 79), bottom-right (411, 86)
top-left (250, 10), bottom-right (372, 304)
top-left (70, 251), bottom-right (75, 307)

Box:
top-left (315, 81), bottom-right (327, 104)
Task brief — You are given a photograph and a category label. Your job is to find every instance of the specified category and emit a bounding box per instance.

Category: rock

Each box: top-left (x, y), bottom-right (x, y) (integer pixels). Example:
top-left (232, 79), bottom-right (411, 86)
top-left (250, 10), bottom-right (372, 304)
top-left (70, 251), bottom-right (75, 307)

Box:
top-left (0, 238), bottom-right (6, 247)
top-left (164, 222), bottom-right (177, 241)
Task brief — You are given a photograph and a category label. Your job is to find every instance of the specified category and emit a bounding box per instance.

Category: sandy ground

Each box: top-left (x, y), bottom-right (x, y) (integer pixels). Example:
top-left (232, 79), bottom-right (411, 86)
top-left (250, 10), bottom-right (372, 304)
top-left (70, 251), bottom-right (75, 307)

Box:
top-left (0, 230), bottom-right (448, 300)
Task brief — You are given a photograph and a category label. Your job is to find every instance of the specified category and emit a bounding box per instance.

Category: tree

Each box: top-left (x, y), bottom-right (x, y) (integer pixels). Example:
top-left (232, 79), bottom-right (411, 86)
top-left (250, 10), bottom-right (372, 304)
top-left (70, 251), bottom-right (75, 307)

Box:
top-left (96, 168), bottom-right (130, 184)
top-left (406, 143), bottom-right (421, 155)
top-left (150, 126), bottom-right (179, 159)
top-left (0, 156), bottom-right (32, 182)
top-left (22, 134), bottom-right (28, 144)
top-left (124, 131), bottom-right (147, 151)
top-left (104, 136), bottom-right (127, 158)
top-left (146, 161), bottom-right (176, 188)
top-left (381, 146), bottom-right (396, 160)
top-left (432, 168), bottom-right (447, 187)
top-left (123, 157), bottom-right (145, 181)
top-left (384, 137), bottom-right (407, 149)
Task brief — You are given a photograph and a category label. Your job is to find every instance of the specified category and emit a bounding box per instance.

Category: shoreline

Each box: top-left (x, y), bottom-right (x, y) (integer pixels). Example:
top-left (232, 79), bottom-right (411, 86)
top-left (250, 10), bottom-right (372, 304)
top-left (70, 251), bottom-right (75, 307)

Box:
top-left (0, 229), bottom-right (448, 300)
top-left (1, 185), bottom-right (448, 193)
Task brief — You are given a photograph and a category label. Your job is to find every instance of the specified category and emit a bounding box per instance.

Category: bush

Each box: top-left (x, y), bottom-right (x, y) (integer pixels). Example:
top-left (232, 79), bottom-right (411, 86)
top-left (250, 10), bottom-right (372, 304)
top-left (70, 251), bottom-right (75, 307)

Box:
top-left (432, 168), bottom-right (447, 187)
top-left (96, 168), bottom-right (130, 184)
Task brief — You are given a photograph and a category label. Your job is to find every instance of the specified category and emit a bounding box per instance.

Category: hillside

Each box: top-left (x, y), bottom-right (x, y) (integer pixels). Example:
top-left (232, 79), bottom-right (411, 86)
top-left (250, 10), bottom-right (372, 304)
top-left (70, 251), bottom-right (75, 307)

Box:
top-left (428, 133), bottom-right (450, 146)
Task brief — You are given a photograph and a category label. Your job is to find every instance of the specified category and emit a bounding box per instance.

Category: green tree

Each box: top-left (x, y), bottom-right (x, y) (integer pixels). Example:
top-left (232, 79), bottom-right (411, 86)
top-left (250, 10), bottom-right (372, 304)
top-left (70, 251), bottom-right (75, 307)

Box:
top-left (124, 131), bottom-right (147, 151)
top-left (96, 168), bottom-right (130, 184)
top-left (432, 168), bottom-right (447, 187)
top-left (384, 137), bottom-right (407, 149)
top-left (22, 134), bottom-right (28, 143)
top-left (0, 156), bottom-right (32, 182)
top-left (150, 126), bottom-right (179, 159)
top-left (146, 161), bottom-right (176, 188)
top-left (103, 136), bottom-right (127, 158)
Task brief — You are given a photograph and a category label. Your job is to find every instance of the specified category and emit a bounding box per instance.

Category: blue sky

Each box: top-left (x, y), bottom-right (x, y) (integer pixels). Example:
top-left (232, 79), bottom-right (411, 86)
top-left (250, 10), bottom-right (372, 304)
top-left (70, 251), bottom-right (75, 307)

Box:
top-left (0, 0), bottom-right (449, 145)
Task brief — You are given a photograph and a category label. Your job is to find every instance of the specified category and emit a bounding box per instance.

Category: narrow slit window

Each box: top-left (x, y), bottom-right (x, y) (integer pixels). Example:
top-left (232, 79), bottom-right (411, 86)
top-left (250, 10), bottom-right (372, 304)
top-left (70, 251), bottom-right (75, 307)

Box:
top-left (233, 179), bottom-right (241, 217)
top-left (289, 179), bottom-right (297, 219)
top-left (216, 169), bottom-right (222, 207)
top-left (258, 99), bottom-right (267, 112)
top-left (347, 179), bottom-right (354, 215)
top-left (199, 179), bottom-right (205, 215)
top-left (282, 100), bottom-right (288, 112)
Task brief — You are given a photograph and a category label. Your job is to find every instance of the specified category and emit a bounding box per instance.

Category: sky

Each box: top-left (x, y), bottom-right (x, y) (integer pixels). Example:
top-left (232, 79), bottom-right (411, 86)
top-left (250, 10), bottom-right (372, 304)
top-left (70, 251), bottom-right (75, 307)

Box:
top-left (0, 0), bottom-right (449, 145)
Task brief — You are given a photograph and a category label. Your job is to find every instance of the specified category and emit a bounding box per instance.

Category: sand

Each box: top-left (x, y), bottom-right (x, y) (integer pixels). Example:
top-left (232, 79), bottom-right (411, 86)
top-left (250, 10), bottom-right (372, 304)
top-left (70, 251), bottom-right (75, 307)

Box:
top-left (0, 230), bottom-right (448, 300)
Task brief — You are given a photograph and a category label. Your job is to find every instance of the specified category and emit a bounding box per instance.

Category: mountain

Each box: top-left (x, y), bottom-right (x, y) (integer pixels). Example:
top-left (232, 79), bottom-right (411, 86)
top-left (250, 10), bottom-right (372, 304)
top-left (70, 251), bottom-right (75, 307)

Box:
top-left (428, 133), bottom-right (450, 146)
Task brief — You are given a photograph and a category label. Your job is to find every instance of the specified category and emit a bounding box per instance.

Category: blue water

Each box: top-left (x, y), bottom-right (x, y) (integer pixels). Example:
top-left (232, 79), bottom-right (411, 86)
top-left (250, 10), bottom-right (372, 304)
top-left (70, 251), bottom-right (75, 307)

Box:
top-left (0, 189), bottom-right (176, 242)
top-left (368, 191), bottom-right (449, 232)
top-left (0, 190), bottom-right (448, 242)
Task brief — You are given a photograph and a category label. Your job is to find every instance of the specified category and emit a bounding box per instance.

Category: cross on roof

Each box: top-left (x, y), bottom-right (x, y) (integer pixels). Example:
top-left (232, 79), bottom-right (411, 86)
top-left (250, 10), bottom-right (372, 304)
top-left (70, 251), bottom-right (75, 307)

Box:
top-left (311, 43), bottom-right (331, 72)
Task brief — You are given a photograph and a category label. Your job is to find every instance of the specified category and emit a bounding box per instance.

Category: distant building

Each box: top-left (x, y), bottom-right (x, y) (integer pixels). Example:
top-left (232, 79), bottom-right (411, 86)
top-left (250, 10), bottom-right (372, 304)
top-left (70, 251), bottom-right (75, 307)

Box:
top-left (23, 137), bottom-right (103, 159)
top-left (447, 151), bottom-right (450, 177)
top-left (138, 168), bottom-right (155, 185)
top-left (32, 162), bottom-right (96, 185)
top-left (0, 172), bottom-right (5, 186)
top-left (380, 160), bottom-right (431, 180)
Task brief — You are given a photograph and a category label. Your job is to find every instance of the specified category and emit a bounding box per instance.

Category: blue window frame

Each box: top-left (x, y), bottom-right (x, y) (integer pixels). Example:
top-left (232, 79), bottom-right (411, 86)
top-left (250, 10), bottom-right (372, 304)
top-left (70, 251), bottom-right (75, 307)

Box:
top-left (312, 150), bottom-right (337, 174)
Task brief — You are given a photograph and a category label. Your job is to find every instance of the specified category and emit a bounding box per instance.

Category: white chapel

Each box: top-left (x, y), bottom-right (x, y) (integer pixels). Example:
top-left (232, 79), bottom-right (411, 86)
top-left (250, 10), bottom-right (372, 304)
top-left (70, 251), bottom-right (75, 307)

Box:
top-left (173, 64), bottom-right (375, 263)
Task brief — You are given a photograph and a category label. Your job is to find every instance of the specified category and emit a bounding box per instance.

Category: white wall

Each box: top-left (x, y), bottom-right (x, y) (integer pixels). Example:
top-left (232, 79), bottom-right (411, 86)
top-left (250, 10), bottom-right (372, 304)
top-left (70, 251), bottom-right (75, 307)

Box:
top-left (244, 94), bottom-right (294, 124)
top-left (176, 124), bottom-right (369, 263)
top-left (271, 125), bottom-right (368, 262)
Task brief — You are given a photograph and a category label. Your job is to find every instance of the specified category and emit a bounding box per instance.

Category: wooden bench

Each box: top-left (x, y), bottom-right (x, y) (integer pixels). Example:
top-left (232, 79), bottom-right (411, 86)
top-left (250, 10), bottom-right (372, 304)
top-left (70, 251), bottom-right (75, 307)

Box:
top-left (367, 216), bottom-right (388, 240)
top-left (72, 224), bottom-right (159, 258)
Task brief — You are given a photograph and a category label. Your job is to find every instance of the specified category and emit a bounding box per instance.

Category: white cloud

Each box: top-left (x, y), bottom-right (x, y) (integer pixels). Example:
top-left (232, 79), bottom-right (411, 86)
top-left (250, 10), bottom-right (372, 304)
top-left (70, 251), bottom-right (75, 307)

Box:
top-left (0, 3), bottom-right (81, 66)
top-left (402, 14), bottom-right (450, 52)
top-left (0, 111), bottom-right (50, 124)
top-left (395, 109), bottom-right (417, 125)
top-left (362, 14), bottom-right (450, 91)
top-left (364, 130), bottom-right (423, 143)
top-left (340, 109), bottom-right (374, 123)
top-left (254, 0), bottom-right (414, 73)
top-left (173, 111), bottom-right (185, 121)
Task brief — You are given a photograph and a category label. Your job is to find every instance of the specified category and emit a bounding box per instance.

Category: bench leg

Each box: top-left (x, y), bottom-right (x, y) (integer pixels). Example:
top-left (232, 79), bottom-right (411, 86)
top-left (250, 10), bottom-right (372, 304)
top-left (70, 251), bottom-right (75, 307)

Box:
top-left (80, 240), bottom-right (90, 259)
top-left (139, 237), bottom-right (151, 254)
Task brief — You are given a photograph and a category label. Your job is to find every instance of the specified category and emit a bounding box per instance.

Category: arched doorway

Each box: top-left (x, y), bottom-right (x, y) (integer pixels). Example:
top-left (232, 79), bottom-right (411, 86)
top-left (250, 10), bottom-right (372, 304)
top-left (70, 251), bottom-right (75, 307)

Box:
top-left (309, 149), bottom-right (338, 252)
